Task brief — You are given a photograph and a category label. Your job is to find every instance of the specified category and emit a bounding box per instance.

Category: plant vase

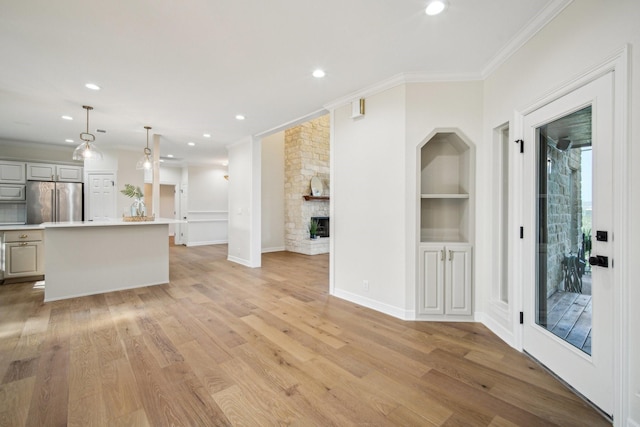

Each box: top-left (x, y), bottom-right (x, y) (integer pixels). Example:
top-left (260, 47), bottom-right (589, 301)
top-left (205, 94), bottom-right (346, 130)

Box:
top-left (130, 198), bottom-right (146, 217)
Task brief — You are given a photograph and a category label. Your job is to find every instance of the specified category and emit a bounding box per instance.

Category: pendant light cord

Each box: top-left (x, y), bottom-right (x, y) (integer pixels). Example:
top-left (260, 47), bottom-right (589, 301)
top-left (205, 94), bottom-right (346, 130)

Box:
top-left (80, 105), bottom-right (95, 143)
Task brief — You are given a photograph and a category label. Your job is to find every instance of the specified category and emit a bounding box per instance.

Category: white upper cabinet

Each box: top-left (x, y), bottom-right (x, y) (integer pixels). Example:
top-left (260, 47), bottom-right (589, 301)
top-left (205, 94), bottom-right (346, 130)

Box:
top-left (26, 163), bottom-right (83, 182)
top-left (0, 161), bottom-right (26, 184)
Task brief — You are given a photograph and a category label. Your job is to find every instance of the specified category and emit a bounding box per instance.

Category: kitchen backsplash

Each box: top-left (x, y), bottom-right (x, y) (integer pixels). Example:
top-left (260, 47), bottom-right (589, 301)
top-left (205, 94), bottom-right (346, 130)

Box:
top-left (0, 203), bottom-right (26, 224)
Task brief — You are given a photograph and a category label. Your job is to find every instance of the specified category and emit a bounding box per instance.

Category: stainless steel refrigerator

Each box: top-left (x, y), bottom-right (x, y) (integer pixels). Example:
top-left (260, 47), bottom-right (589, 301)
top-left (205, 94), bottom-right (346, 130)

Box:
top-left (26, 181), bottom-right (83, 224)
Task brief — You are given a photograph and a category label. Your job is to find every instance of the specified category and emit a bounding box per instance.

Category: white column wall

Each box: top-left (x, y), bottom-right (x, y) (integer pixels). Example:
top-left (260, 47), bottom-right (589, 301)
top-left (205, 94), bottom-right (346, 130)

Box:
top-left (331, 85), bottom-right (408, 317)
top-left (227, 137), bottom-right (261, 267)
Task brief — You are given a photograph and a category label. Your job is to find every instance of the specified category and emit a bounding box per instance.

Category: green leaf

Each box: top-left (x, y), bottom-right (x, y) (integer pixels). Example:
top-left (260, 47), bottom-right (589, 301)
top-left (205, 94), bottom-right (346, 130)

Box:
top-left (120, 184), bottom-right (144, 199)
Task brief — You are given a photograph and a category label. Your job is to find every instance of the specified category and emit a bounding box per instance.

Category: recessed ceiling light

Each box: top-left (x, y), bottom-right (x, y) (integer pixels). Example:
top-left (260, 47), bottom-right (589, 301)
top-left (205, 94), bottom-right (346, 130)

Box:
top-left (425, 0), bottom-right (447, 15)
top-left (222, 160), bottom-right (229, 166)
top-left (203, 133), bottom-right (211, 138)
top-left (65, 139), bottom-right (74, 143)
top-left (85, 83), bottom-right (101, 90)
top-left (235, 114), bottom-right (245, 120)
top-left (188, 142), bottom-right (195, 146)
top-left (159, 159), bottom-right (165, 163)
top-left (312, 69), bottom-right (326, 78)
top-left (167, 154), bottom-right (174, 158)
top-left (61, 115), bottom-right (73, 120)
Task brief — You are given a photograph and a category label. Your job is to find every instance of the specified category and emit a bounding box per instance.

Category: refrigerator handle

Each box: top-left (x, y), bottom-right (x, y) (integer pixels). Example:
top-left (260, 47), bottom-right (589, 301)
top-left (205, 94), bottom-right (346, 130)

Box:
top-left (56, 189), bottom-right (60, 222)
top-left (50, 189), bottom-right (55, 222)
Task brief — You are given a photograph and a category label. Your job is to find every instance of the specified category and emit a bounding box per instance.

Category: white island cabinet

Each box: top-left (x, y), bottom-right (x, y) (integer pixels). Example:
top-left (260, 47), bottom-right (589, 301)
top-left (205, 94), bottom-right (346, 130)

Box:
top-left (42, 218), bottom-right (181, 302)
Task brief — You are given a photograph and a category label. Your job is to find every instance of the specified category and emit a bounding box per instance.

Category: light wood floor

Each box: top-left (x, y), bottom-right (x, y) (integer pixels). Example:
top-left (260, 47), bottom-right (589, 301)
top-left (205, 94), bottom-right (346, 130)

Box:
top-left (0, 242), bottom-right (610, 426)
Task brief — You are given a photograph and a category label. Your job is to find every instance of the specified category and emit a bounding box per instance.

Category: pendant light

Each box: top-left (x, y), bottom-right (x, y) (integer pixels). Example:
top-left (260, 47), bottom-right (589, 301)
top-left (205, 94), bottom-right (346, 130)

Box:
top-left (72, 105), bottom-right (103, 161)
top-left (136, 126), bottom-right (153, 170)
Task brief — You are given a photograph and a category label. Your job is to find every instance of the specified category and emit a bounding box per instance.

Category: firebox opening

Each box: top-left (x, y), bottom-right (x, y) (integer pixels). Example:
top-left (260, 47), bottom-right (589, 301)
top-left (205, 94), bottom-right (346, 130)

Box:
top-left (311, 217), bottom-right (329, 238)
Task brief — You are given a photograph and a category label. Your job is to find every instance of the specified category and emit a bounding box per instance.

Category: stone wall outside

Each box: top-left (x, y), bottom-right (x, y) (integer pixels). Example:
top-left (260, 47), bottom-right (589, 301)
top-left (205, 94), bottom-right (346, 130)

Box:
top-left (546, 145), bottom-right (582, 297)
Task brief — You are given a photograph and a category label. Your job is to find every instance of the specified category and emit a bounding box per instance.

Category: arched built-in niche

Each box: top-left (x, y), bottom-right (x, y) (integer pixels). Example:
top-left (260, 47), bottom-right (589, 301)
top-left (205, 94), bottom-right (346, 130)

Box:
top-left (417, 129), bottom-right (475, 320)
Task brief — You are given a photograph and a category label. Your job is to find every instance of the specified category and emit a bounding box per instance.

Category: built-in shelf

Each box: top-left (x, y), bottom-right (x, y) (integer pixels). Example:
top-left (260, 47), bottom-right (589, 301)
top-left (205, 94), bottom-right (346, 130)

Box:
top-left (420, 193), bottom-right (469, 199)
top-left (420, 131), bottom-right (472, 244)
top-left (303, 195), bottom-right (329, 201)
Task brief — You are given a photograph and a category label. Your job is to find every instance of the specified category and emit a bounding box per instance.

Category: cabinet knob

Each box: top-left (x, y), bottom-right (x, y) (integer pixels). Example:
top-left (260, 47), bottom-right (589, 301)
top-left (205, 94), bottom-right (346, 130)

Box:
top-left (20, 234), bottom-right (28, 238)
top-left (19, 242), bottom-right (28, 246)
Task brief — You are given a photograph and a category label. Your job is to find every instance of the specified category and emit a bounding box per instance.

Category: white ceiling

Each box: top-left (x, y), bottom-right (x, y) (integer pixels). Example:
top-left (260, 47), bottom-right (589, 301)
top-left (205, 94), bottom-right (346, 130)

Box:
top-left (0, 0), bottom-right (564, 166)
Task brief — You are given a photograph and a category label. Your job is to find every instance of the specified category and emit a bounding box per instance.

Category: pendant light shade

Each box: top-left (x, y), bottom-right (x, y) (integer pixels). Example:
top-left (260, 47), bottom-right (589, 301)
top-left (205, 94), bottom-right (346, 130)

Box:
top-left (136, 126), bottom-right (153, 170)
top-left (72, 105), bottom-right (103, 161)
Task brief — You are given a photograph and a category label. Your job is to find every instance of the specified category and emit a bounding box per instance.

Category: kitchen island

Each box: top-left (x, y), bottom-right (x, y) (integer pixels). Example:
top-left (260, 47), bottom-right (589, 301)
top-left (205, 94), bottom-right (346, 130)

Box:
top-left (43, 218), bottom-right (181, 302)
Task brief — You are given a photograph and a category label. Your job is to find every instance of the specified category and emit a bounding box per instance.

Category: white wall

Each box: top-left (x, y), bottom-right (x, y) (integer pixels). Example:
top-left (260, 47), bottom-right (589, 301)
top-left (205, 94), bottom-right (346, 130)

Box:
top-left (332, 85), bottom-right (407, 317)
top-left (227, 137), bottom-right (261, 267)
top-left (185, 165), bottom-right (228, 246)
top-left (331, 81), bottom-right (483, 319)
top-left (261, 131), bottom-right (285, 252)
top-left (481, 1), bottom-right (640, 423)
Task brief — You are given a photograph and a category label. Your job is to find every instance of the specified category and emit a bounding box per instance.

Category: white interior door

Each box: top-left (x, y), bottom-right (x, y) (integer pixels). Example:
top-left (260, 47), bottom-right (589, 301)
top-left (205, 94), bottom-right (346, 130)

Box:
top-left (522, 72), bottom-right (614, 416)
top-left (87, 173), bottom-right (116, 220)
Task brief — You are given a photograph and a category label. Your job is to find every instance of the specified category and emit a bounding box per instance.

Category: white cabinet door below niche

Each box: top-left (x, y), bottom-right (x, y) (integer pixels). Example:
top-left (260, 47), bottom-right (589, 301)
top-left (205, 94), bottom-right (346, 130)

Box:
top-left (419, 243), bottom-right (472, 317)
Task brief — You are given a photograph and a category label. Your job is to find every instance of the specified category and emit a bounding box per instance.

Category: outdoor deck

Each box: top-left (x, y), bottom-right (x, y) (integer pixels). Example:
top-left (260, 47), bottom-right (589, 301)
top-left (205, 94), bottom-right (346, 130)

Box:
top-left (545, 274), bottom-right (592, 354)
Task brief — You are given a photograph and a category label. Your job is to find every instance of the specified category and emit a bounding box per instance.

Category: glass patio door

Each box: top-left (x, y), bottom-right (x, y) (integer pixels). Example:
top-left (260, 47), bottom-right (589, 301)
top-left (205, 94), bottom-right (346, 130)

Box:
top-left (522, 72), bottom-right (614, 417)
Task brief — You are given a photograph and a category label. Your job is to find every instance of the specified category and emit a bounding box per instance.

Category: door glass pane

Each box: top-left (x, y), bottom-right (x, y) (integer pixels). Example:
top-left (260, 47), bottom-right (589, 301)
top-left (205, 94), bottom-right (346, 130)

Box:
top-left (536, 105), bottom-right (592, 355)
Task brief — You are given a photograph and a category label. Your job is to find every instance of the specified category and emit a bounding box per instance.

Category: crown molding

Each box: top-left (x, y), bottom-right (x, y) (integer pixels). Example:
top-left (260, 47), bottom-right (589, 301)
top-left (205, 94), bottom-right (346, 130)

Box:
top-left (254, 108), bottom-right (327, 138)
top-left (481, 0), bottom-right (574, 78)
top-left (323, 71), bottom-right (483, 111)
top-left (323, 73), bottom-right (407, 111)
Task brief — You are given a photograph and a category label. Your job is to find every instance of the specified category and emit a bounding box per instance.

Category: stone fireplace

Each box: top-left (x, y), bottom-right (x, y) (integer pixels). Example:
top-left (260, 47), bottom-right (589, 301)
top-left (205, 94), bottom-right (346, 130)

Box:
top-left (285, 115), bottom-right (330, 255)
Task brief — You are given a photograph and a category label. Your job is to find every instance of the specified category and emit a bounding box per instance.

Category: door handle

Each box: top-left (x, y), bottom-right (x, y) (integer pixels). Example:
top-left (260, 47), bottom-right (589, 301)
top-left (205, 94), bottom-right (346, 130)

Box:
top-left (589, 255), bottom-right (609, 268)
top-left (440, 250), bottom-right (444, 261)
top-left (449, 250), bottom-right (453, 261)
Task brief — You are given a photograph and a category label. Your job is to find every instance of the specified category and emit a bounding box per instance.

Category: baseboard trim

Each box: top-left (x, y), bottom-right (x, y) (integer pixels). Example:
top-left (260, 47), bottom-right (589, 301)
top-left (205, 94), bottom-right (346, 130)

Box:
top-left (331, 288), bottom-right (410, 320)
top-left (227, 255), bottom-right (252, 267)
top-left (475, 312), bottom-right (516, 349)
top-left (186, 240), bottom-right (228, 247)
top-left (262, 246), bottom-right (285, 253)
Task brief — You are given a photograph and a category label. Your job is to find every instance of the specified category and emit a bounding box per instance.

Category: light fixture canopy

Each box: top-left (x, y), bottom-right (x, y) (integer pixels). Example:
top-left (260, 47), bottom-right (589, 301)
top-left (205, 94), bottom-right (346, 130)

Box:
top-left (136, 126), bottom-right (153, 170)
top-left (72, 105), bottom-right (103, 161)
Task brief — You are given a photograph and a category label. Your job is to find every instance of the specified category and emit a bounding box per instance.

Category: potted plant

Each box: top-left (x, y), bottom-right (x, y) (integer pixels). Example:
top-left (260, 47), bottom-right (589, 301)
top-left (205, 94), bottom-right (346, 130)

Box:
top-left (309, 218), bottom-right (319, 239)
top-left (120, 184), bottom-right (146, 217)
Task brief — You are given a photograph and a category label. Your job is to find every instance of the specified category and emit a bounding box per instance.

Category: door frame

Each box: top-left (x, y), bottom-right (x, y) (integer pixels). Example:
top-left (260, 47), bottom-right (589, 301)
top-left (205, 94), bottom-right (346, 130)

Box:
top-left (513, 46), bottom-right (629, 422)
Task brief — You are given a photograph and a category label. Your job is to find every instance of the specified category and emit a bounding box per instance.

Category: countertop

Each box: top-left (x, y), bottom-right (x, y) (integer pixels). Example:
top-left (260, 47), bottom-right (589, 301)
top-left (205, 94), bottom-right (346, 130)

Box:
top-left (0, 224), bottom-right (44, 231)
top-left (42, 218), bottom-right (184, 228)
top-left (0, 218), bottom-right (183, 231)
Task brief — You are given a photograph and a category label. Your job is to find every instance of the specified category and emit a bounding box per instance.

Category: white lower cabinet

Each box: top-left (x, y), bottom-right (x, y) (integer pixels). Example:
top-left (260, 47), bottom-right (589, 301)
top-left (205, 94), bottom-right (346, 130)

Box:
top-left (3, 230), bottom-right (44, 278)
top-left (418, 243), bottom-right (472, 316)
